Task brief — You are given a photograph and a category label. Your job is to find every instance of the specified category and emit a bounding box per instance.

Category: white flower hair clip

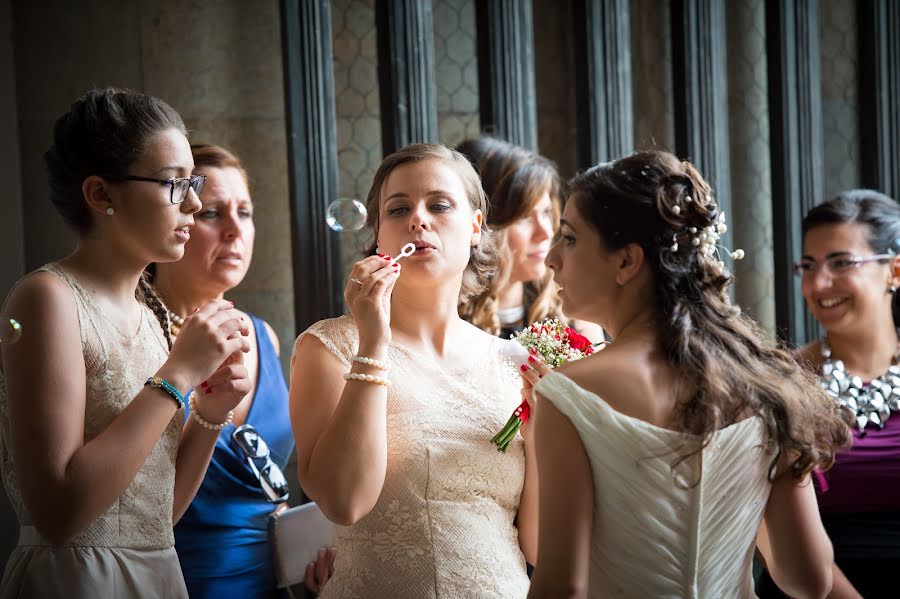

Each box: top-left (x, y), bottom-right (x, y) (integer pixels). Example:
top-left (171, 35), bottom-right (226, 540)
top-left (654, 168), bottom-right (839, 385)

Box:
top-left (667, 211), bottom-right (745, 267)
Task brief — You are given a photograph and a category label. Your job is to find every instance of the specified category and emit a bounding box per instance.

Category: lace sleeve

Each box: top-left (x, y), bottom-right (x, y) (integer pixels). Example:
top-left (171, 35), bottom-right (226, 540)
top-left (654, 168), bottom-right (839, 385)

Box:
top-left (291, 315), bottom-right (358, 370)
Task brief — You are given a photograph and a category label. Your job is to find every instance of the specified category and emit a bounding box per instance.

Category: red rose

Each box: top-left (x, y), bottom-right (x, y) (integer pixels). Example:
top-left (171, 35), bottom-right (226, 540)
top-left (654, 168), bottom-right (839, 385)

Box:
top-left (565, 327), bottom-right (592, 352)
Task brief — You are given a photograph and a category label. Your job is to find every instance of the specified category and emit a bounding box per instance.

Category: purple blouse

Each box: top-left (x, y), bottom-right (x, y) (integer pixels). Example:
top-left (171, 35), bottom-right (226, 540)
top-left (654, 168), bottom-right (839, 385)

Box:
top-left (816, 414), bottom-right (900, 513)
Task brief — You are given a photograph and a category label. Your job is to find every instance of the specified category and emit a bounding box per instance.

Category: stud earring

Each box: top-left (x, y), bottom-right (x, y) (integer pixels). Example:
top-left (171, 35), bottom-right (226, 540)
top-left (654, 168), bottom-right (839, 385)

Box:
top-left (890, 285), bottom-right (898, 294)
top-left (106, 207), bottom-right (115, 216)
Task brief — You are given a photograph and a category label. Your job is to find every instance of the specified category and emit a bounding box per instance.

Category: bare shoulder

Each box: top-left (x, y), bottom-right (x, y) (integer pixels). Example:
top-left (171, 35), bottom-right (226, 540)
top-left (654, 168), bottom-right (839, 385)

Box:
top-left (260, 318), bottom-right (281, 357)
top-left (554, 344), bottom-right (630, 393)
top-left (4, 270), bottom-right (78, 323)
top-left (2, 270), bottom-right (84, 389)
top-left (551, 343), bottom-right (676, 425)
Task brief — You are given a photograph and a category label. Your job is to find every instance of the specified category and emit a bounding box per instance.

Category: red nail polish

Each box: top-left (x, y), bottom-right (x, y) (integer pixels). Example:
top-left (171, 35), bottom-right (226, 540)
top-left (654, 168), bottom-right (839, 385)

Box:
top-left (520, 364), bottom-right (528, 372)
top-left (528, 356), bottom-right (536, 364)
top-left (205, 387), bottom-right (213, 394)
top-left (200, 381), bottom-right (208, 388)
top-left (383, 256), bottom-right (391, 261)
top-left (529, 348), bottom-right (537, 355)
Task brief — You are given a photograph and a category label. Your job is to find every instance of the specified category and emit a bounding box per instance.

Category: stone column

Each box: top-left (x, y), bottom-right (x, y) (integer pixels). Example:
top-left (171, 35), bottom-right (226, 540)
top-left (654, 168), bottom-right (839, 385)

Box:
top-left (726, 0), bottom-right (775, 332)
top-left (475, 0), bottom-right (538, 149)
top-left (766, 0), bottom-right (823, 344)
top-left (376, 0), bottom-right (438, 153)
top-left (574, 0), bottom-right (634, 167)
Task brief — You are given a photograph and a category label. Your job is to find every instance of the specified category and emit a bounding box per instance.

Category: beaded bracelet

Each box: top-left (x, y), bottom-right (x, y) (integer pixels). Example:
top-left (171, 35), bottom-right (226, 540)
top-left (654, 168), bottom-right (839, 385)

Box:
top-left (343, 372), bottom-right (391, 387)
top-left (145, 376), bottom-right (185, 409)
top-left (351, 355), bottom-right (389, 371)
top-left (189, 395), bottom-right (234, 431)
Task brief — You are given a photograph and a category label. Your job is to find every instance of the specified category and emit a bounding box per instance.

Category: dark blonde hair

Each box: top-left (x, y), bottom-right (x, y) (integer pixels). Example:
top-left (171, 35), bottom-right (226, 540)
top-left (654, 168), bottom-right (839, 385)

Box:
top-left (364, 143), bottom-right (497, 302)
top-left (570, 150), bottom-right (850, 480)
top-left (455, 137), bottom-right (563, 334)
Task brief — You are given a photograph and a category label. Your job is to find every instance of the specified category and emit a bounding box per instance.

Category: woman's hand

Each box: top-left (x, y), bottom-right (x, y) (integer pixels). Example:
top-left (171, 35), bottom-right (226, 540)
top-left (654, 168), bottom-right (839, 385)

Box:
top-left (193, 351), bottom-right (252, 424)
top-left (305, 546), bottom-right (337, 594)
top-left (518, 353), bottom-right (552, 409)
top-left (164, 299), bottom-right (250, 388)
top-left (518, 353), bottom-right (551, 442)
top-left (344, 254), bottom-right (400, 347)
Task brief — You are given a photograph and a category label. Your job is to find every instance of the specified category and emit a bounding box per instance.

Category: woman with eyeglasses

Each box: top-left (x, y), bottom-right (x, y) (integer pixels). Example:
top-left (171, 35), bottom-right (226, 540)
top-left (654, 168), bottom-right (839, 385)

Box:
top-left (757, 190), bottom-right (900, 598)
top-left (0, 88), bottom-right (252, 598)
top-left (154, 144), bottom-right (333, 597)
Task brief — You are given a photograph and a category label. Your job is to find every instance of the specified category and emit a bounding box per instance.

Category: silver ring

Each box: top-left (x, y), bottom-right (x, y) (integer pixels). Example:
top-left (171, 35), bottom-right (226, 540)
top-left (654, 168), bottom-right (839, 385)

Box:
top-left (350, 278), bottom-right (363, 286)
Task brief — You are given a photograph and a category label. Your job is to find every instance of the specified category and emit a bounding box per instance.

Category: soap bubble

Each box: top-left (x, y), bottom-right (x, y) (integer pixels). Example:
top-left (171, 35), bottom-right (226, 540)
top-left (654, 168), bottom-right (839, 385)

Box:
top-left (325, 198), bottom-right (367, 232)
top-left (1, 319), bottom-right (22, 344)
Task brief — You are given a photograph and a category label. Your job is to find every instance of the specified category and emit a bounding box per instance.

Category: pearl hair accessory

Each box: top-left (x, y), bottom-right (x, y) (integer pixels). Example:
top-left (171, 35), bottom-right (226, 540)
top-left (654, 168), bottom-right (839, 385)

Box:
top-left (668, 211), bottom-right (746, 267)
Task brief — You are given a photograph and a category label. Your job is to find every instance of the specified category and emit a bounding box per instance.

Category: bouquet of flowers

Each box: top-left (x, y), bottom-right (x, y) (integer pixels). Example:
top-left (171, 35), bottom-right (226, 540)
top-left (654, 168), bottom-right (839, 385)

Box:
top-left (491, 319), bottom-right (596, 451)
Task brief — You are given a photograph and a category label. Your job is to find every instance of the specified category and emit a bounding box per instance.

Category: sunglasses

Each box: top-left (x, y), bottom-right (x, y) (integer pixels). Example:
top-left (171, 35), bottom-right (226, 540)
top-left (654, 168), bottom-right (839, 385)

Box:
top-left (106, 174), bottom-right (206, 204)
top-left (232, 424), bottom-right (289, 503)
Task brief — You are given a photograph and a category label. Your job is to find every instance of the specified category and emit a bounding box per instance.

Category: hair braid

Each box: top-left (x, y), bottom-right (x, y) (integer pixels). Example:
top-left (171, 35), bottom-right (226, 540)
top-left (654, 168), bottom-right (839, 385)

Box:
top-left (137, 273), bottom-right (173, 350)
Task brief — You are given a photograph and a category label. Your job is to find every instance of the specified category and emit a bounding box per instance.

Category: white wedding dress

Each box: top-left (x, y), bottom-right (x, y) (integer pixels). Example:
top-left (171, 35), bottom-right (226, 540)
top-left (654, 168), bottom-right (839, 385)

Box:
top-left (535, 372), bottom-right (775, 598)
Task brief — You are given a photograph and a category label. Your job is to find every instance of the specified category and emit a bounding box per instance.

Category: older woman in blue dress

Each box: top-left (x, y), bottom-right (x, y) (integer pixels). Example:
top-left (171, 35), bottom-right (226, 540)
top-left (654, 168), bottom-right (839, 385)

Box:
top-left (156, 144), bottom-right (333, 597)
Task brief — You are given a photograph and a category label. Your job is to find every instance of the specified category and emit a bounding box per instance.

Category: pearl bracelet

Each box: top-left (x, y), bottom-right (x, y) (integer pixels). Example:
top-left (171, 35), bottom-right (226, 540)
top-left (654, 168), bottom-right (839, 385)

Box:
top-left (343, 372), bottom-right (391, 387)
top-left (189, 395), bottom-right (234, 431)
top-left (351, 355), bottom-right (389, 371)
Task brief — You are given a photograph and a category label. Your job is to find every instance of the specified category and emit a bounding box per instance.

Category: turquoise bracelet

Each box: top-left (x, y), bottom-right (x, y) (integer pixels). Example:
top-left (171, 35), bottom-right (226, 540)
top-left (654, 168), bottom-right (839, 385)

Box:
top-left (145, 376), bottom-right (185, 409)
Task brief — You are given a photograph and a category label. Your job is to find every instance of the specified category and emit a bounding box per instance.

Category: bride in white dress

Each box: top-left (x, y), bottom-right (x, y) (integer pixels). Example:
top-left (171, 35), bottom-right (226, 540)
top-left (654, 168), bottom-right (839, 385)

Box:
top-left (524, 151), bottom-right (851, 598)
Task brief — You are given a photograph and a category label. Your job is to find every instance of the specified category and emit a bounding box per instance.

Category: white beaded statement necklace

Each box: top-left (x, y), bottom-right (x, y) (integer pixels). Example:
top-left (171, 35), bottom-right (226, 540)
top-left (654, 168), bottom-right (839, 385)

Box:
top-left (819, 338), bottom-right (900, 435)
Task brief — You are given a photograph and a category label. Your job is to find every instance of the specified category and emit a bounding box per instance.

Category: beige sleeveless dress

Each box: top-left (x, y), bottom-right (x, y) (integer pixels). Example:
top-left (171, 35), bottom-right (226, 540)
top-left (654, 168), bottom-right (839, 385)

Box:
top-left (0, 263), bottom-right (187, 598)
top-left (295, 315), bottom-right (530, 599)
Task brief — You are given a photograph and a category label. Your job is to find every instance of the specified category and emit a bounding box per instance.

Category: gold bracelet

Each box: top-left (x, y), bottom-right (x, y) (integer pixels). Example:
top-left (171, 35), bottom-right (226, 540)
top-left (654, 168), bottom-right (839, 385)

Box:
top-left (189, 395), bottom-right (234, 431)
top-left (343, 372), bottom-right (391, 387)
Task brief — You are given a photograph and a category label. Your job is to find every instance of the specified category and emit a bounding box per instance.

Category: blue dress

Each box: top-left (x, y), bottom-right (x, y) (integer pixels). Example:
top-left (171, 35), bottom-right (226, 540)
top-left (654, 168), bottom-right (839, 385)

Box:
top-left (175, 314), bottom-right (293, 598)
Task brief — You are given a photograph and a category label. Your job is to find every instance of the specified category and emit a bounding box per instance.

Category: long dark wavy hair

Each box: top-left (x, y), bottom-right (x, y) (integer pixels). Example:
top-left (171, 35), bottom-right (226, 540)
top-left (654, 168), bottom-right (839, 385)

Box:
top-left (802, 189), bottom-right (900, 327)
top-left (455, 136), bottom-right (563, 335)
top-left (570, 150), bottom-right (850, 480)
top-left (44, 87), bottom-right (187, 349)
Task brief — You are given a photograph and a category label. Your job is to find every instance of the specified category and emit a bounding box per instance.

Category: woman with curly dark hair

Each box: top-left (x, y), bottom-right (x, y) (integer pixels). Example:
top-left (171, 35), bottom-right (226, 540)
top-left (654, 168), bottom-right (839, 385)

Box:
top-left (524, 151), bottom-right (849, 598)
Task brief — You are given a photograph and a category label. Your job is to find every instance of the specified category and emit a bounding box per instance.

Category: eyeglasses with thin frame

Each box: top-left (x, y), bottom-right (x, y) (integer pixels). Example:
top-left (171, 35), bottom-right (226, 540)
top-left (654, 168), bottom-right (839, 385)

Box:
top-left (107, 174), bottom-right (206, 204)
top-left (231, 424), bottom-right (289, 503)
top-left (792, 253), bottom-right (895, 278)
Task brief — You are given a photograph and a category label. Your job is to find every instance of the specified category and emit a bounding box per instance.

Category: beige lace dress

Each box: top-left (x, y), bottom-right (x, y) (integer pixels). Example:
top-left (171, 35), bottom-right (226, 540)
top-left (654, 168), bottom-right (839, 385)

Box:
top-left (0, 263), bottom-right (187, 598)
top-left (296, 315), bottom-right (530, 599)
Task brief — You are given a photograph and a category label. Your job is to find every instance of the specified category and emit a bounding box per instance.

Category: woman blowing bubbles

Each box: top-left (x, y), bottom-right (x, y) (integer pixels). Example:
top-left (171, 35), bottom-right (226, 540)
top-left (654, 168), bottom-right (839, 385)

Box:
top-left (289, 144), bottom-right (536, 598)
